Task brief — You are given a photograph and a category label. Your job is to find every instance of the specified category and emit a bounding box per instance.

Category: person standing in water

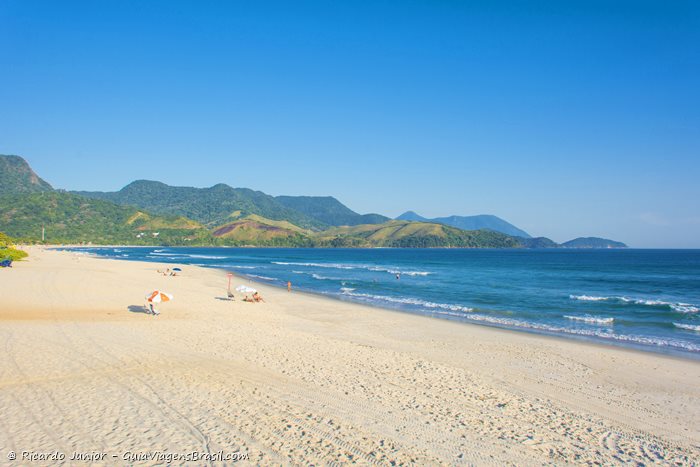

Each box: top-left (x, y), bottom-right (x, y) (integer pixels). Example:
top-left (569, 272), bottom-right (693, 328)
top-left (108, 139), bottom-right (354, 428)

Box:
top-left (287, 281), bottom-right (292, 292)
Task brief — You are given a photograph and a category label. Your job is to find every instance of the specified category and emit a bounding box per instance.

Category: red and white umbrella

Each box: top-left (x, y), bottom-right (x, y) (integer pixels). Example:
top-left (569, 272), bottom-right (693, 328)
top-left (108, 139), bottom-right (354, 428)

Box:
top-left (145, 290), bottom-right (173, 303)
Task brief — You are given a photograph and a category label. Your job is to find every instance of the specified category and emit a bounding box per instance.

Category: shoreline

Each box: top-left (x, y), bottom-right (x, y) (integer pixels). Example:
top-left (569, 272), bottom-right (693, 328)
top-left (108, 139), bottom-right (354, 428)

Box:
top-left (233, 271), bottom-right (700, 362)
top-left (57, 245), bottom-right (700, 360)
top-left (2, 247), bottom-right (699, 464)
top-left (14, 247), bottom-right (698, 361)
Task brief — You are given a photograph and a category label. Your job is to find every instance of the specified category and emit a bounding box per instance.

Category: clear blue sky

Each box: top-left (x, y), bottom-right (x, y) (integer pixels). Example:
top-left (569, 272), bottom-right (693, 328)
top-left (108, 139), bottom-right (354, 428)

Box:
top-left (2, 1), bottom-right (699, 247)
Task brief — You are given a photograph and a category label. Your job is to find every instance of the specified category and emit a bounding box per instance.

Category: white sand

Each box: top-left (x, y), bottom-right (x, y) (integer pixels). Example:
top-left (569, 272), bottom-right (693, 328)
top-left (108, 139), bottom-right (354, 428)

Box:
top-left (0, 247), bottom-right (698, 465)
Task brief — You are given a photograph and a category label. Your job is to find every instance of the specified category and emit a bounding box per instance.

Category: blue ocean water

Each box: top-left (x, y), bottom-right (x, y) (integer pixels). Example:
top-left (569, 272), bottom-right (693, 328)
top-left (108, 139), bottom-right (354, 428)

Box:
top-left (69, 247), bottom-right (700, 357)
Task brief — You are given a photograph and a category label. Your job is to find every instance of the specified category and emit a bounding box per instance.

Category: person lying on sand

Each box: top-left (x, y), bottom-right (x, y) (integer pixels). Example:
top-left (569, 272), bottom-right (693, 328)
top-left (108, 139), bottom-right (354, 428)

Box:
top-left (253, 291), bottom-right (265, 302)
top-left (243, 295), bottom-right (255, 303)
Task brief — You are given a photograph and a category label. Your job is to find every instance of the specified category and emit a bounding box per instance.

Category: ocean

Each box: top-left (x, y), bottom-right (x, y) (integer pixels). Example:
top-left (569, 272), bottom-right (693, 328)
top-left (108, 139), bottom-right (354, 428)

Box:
top-left (68, 247), bottom-right (700, 357)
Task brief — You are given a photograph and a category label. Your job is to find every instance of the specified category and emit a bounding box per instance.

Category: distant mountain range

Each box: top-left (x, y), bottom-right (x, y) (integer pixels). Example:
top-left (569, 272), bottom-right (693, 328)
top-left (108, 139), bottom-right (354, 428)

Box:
top-left (276, 196), bottom-right (389, 227)
top-left (0, 154), bottom-right (627, 248)
top-left (396, 211), bottom-right (532, 238)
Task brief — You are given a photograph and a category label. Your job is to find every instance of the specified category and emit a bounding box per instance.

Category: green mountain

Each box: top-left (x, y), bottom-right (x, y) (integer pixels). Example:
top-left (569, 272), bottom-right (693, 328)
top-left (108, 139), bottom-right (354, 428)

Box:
top-left (395, 211), bottom-right (426, 222)
top-left (75, 180), bottom-right (326, 230)
top-left (211, 214), bottom-right (312, 246)
top-left (275, 195), bottom-right (389, 226)
top-left (513, 236), bottom-right (628, 249)
top-left (561, 237), bottom-right (627, 249)
top-left (0, 155), bottom-right (53, 195)
top-left (0, 191), bottom-right (209, 245)
top-left (0, 155), bottom-right (629, 249)
top-left (515, 236), bottom-right (560, 248)
top-left (314, 220), bottom-right (520, 248)
top-left (396, 211), bottom-right (531, 238)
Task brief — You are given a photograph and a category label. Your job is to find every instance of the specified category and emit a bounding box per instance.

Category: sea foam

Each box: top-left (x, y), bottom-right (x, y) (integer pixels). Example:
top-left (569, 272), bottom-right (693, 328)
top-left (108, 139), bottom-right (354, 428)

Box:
top-left (674, 323), bottom-right (700, 332)
top-left (247, 274), bottom-right (277, 281)
top-left (187, 254), bottom-right (228, 260)
top-left (463, 314), bottom-right (700, 352)
top-left (564, 315), bottom-right (614, 325)
top-left (569, 295), bottom-right (608, 301)
top-left (570, 295), bottom-right (699, 312)
top-left (311, 273), bottom-right (343, 281)
top-left (341, 290), bottom-right (474, 313)
top-left (272, 261), bottom-right (431, 276)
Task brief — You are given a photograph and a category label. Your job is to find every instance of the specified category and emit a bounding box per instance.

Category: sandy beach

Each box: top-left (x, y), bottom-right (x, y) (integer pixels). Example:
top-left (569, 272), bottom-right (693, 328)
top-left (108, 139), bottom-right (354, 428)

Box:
top-left (0, 247), bottom-right (698, 465)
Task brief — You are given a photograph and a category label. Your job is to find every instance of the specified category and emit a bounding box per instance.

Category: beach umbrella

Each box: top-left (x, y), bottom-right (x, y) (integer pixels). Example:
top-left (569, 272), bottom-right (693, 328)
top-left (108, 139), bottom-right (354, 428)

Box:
top-left (146, 290), bottom-right (174, 303)
top-left (236, 285), bottom-right (257, 294)
top-left (172, 267), bottom-right (182, 272)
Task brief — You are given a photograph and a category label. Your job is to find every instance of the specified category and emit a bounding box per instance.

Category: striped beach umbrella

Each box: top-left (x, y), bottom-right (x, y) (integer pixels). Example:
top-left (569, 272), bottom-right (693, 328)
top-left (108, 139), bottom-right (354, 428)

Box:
top-left (146, 290), bottom-right (174, 303)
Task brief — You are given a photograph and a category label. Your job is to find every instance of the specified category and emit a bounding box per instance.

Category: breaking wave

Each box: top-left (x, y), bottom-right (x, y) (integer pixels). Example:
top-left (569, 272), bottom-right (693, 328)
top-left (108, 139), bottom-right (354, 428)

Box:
top-left (273, 261), bottom-right (356, 269)
top-left (150, 252), bottom-right (188, 257)
top-left (187, 254), bottom-right (228, 260)
top-left (247, 274), bottom-right (277, 281)
top-left (674, 323), bottom-right (700, 332)
top-left (340, 290), bottom-right (474, 313)
top-left (312, 273), bottom-right (343, 281)
top-left (367, 267), bottom-right (431, 276)
top-left (272, 261), bottom-right (431, 276)
top-left (564, 315), bottom-right (615, 325)
top-left (570, 295), bottom-right (698, 313)
top-left (569, 295), bottom-right (608, 302)
top-left (463, 315), bottom-right (700, 352)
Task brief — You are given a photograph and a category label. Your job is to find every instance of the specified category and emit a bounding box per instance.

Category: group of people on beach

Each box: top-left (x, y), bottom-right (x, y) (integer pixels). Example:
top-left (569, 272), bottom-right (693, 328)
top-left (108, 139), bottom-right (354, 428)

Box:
top-left (242, 291), bottom-right (265, 303)
top-left (145, 267), bottom-right (275, 317)
top-left (157, 268), bottom-right (178, 276)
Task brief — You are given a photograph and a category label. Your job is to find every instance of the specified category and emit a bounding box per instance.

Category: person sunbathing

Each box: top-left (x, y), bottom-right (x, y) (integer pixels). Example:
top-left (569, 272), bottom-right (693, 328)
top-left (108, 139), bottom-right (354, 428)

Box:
top-left (243, 295), bottom-right (255, 303)
top-left (253, 292), bottom-right (265, 302)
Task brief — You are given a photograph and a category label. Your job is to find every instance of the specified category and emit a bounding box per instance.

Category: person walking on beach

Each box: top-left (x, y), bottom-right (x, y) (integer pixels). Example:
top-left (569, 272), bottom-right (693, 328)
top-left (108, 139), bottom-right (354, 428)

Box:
top-left (287, 281), bottom-right (292, 292)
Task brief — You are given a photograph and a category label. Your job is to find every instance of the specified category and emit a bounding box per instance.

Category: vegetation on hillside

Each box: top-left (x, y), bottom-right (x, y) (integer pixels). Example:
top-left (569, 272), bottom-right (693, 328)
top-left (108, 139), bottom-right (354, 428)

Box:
top-left (0, 192), bottom-right (210, 245)
top-left (0, 231), bottom-right (28, 261)
top-left (75, 180), bottom-right (326, 230)
top-left (314, 221), bottom-right (521, 248)
top-left (515, 236), bottom-right (560, 248)
top-left (396, 211), bottom-right (532, 238)
top-left (0, 155), bottom-right (53, 195)
top-left (561, 237), bottom-right (628, 248)
top-left (211, 215), bottom-right (313, 246)
top-left (276, 195), bottom-right (389, 226)
top-left (0, 155), bottom-right (627, 249)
